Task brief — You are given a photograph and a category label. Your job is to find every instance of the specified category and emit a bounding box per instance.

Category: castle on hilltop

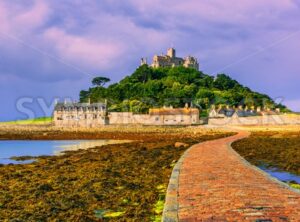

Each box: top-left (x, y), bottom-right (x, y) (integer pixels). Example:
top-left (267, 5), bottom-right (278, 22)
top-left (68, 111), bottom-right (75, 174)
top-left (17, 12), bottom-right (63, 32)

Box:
top-left (141, 48), bottom-right (199, 70)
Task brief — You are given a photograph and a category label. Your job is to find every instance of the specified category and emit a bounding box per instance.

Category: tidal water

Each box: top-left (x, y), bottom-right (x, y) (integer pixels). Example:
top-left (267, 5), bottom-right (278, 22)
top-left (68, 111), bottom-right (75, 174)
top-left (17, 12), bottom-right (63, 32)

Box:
top-left (260, 166), bottom-right (300, 184)
top-left (0, 140), bottom-right (129, 164)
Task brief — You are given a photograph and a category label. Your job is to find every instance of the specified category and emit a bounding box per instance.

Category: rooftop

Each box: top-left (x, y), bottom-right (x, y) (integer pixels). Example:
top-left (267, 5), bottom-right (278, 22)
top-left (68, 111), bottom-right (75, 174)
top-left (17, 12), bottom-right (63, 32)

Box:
top-left (54, 102), bottom-right (106, 111)
top-left (149, 107), bottom-right (199, 115)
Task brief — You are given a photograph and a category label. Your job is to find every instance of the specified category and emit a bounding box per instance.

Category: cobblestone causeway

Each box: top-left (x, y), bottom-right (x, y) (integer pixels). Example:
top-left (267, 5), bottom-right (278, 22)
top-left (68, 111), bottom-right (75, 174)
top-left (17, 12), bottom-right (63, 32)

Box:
top-left (163, 131), bottom-right (300, 222)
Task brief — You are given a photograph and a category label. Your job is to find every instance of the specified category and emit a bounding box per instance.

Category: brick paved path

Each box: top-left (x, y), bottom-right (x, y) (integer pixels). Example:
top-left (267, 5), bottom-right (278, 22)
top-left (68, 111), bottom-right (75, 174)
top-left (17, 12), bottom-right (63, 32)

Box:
top-left (163, 131), bottom-right (300, 222)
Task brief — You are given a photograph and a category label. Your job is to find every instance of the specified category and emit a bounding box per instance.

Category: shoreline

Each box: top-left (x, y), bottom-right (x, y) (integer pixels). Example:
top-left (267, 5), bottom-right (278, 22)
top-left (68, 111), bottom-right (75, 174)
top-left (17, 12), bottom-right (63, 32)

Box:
top-left (0, 124), bottom-right (229, 140)
top-left (232, 130), bottom-right (300, 189)
top-left (0, 124), bottom-right (232, 221)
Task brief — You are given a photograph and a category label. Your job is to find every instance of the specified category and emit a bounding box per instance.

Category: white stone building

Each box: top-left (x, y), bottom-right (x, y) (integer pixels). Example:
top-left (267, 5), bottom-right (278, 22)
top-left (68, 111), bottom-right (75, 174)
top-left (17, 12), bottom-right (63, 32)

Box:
top-left (53, 102), bottom-right (108, 127)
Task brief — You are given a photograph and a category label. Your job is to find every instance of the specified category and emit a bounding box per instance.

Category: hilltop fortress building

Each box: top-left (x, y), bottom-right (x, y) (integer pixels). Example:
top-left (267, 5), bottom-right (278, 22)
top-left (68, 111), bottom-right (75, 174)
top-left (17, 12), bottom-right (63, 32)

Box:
top-left (141, 48), bottom-right (199, 70)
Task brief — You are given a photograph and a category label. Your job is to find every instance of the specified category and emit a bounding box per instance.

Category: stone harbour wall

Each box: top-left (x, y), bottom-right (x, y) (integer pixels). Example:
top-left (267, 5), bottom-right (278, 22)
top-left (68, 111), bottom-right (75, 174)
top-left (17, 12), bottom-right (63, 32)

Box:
top-left (208, 114), bottom-right (300, 126)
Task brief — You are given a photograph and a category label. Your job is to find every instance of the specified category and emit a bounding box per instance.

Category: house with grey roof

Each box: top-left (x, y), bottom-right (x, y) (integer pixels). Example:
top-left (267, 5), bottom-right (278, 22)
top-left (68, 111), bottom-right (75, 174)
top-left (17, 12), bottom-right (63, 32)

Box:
top-left (209, 106), bottom-right (259, 119)
top-left (53, 101), bottom-right (108, 127)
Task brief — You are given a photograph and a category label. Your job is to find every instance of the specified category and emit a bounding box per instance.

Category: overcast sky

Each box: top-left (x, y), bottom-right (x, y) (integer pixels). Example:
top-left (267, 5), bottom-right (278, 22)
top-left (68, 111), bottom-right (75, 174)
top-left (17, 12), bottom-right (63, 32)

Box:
top-left (0, 0), bottom-right (300, 121)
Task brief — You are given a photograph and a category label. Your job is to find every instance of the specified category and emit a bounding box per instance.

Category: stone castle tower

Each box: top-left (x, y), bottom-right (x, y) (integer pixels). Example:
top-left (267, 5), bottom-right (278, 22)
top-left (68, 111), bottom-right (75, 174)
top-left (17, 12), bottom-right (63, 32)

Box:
top-left (141, 48), bottom-right (199, 70)
top-left (167, 48), bottom-right (176, 58)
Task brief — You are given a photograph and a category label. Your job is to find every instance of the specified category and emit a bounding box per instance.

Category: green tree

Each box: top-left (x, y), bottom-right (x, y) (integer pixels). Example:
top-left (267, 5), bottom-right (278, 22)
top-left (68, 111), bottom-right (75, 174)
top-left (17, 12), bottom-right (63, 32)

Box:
top-left (89, 87), bottom-right (107, 103)
top-left (197, 76), bottom-right (214, 88)
top-left (79, 90), bottom-right (90, 102)
top-left (213, 74), bottom-right (239, 90)
top-left (130, 100), bottom-right (149, 113)
top-left (92, 77), bottom-right (111, 86)
top-left (196, 88), bottom-right (215, 109)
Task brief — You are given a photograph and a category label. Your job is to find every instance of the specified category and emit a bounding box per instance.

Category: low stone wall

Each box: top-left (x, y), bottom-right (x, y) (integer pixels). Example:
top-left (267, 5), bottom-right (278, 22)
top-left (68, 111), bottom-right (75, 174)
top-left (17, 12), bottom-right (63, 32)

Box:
top-left (208, 114), bottom-right (300, 126)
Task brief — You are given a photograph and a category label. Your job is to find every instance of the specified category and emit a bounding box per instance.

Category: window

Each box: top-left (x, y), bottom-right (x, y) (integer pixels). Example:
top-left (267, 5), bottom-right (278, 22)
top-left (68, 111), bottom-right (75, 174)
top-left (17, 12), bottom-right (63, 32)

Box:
top-left (155, 117), bottom-right (160, 121)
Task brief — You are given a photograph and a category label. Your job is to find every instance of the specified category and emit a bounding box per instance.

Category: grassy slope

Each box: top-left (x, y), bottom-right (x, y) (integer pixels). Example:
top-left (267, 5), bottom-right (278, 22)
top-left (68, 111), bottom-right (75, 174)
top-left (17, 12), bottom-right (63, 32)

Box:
top-left (0, 117), bottom-right (53, 125)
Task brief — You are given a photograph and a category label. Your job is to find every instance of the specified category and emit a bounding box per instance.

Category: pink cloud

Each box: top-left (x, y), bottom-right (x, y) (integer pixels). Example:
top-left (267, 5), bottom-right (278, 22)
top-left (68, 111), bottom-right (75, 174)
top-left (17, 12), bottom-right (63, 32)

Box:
top-left (13, 1), bottom-right (50, 31)
top-left (0, 3), bottom-right (10, 33)
top-left (0, 1), bottom-right (50, 35)
top-left (130, 0), bottom-right (298, 29)
top-left (40, 9), bottom-right (172, 70)
top-left (43, 28), bottom-right (126, 70)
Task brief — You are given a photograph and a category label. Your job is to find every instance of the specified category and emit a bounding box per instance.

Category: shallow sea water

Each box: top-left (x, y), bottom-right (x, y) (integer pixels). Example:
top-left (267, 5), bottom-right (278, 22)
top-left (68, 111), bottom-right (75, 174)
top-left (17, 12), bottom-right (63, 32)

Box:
top-left (0, 140), bottom-right (129, 164)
